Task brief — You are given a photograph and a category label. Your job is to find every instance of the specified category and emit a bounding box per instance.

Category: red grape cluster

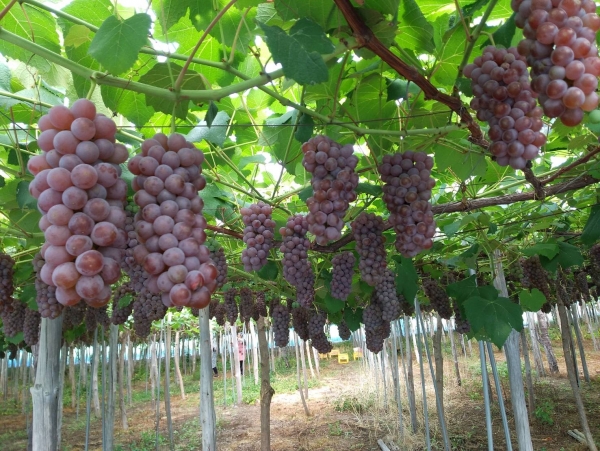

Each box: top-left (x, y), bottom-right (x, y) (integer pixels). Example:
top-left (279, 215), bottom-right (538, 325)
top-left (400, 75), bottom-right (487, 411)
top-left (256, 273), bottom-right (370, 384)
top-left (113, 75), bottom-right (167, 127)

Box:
top-left (214, 302), bottom-right (226, 326)
top-left (464, 47), bottom-right (547, 169)
top-left (351, 213), bottom-right (387, 285)
top-left (512, 0), bottom-right (600, 125)
top-left (338, 320), bottom-right (351, 340)
top-left (589, 244), bottom-right (600, 287)
top-left (378, 152), bottom-right (436, 257)
top-left (366, 321), bottom-right (390, 354)
top-left (575, 271), bottom-right (591, 302)
top-left (23, 307), bottom-right (41, 346)
top-left (422, 279), bottom-right (453, 320)
top-left (1, 299), bottom-right (25, 337)
top-left (29, 101), bottom-right (129, 309)
top-left (0, 254), bottom-right (15, 310)
top-left (373, 269), bottom-right (401, 322)
top-left (453, 305), bottom-right (471, 334)
top-left (253, 292), bottom-right (268, 320)
top-left (311, 332), bottom-right (333, 354)
top-left (330, 251), bottom-right (355, 301)
top-left (241, 202), bottom-right (276, 271)
top-left (111, 283), bottom-right (134, 325)
top-left (208, 245), bottom-right (228, 289)
top-left (123, 203), bottom-right (147, 292)
top-left (129, 133), bottom-right (217, 309)
top-left (63, 301), bottom-right (86, 330)
top-left (308, 309), bottom-right (332, 353)
top-left (239, 287), bottom-right (254, 324)
top-left (301, 135), bottom-right (359, 245)
top-left (280, 215), bottom-right (315, 307)
top-left (224, 289), bottom-right (238, 324)
top-left (271, 303), bottom-right (290, 347)
top-left (520, 255), bottom-right (552, 299)
top-left (132, 288), bottom-right (167, 338)
top-left (96, 305), bottom-right (111, 328)
top-left (292, 306), bottom-right (310, 340)
top-left (556, 268), bottom-right (574, 306)
top-left (33, 253), bottom-right (62, 318)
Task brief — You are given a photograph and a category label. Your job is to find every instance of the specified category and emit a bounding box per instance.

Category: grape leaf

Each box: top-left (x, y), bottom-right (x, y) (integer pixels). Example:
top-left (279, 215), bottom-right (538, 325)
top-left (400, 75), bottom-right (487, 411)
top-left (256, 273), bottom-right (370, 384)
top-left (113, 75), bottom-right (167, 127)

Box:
top-left (16, 181), bottom-right (36, 209)
top-left (118, 294), bottom-right (133, 309)
top-left (464, 295), bottom-right (523, 348)
top-left (540, 241), bottom-right (584, 273)
top-left (258, 22), bottom-right (329, 85)
top-left (64, 24), bottom-right (92, 48)
top-left (580, 204), bottom-right (600, 246)
top-left (324, 293), bottom-right (345, 314)
top-left (397, 0), bottom-right (434, 53)
top-left (294, 113), bottom-right (314, 143)
top-left (344, 308), bottom-right (363, 332)
top-left (446, 275), bottom-right (478, 305)
top-left (522, 242), bottom-right (560, 260)
top-left (257, 261), bottom-right (278, 281)
top-left (101, 86), bottom-right (154, 127)
top-left (289, 18), bottom-right (335, 55)
top-left (187, 111), bottom-right (230, 147)
top-left (519, 288), bottom-right (547, 312)
top-left (274, 0), bottom-right (344, 30)
top-left (393, 256), bottom-right (419, 304)
top-left (153, 0), bottom-right (190, 33)
top-left (88, 13), bottom-right (151, 75)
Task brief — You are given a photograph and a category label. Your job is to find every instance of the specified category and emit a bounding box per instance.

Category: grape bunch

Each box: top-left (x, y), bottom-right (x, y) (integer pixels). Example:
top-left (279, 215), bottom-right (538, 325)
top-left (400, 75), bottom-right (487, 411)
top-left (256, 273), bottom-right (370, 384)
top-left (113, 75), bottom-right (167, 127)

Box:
top-left (96, 305), bottom-right (111, 328)
top-left (28, 100), bottom-right (130, 308)
top-left (63, 301), bottom-right (86, 330)
top-left (280, 215), bottom-right (315, 307)
top-left (33, 253), bottom-right (63, 319)
top-left (129, 132), bottom-right (217, 309)
top-left (111, 283), bottom-right (134, 325)
top-left (311, 331), bottom-right (333, 354)
top-left (1, 299), bottom-right (25, 337)
top-left (0, 254), bottom-right (15, 310)
top-left (23, 307), bottom-right (41, 346)
top-left (240, 202), bottom-right (276, 271)
top-left (224, 289), bottom-right (238, 324)
top-left (556, 268), bottom-right (574, 307)
top-left (378, 152), bottom-right (436, 257)
top-left (338, 320), bottom-right (351, 341)
top-left (239, 287), bottom-right (254, 324)
top-left (252, 291), bottom-right (267, 320)
top-left (512, 0), bottom-right (600, 126)
top-left (463, 46), bottom-right (547, 169)
top-left (351, 213), bottom-right (387, 285)
top-left (363, 301), bottom-right (391, 353)
top-left (330, 251), bottom-right (355, 301)
top-left (575, 271), bottom-right (591, 302)
top-left (519, 255), bottom-right (552, 300)
top-left (132, 288), bottom-right (167, 338)
top-left (214, 302), bottom-right (226, 326)
top-left (208, 245), bottom-right (228, 289)
top-left (373, 269), bottom-right (401, 322)
top-left (453, 305), bottom-right (471, 334)
top-left (308, 310), bottom-right (327, 339)
top-left (301, 135), bottom-right (359, 245)
top-left (122, 202), bottom-right (148, 292)
top-left (422, 279), bottom-right (453, 320)
top-left (190, 307), bottom-right (199, 317)
top-left (271, 303), bottom-right (290, 347)
top-left (292, 306), bottom-right (310, 340)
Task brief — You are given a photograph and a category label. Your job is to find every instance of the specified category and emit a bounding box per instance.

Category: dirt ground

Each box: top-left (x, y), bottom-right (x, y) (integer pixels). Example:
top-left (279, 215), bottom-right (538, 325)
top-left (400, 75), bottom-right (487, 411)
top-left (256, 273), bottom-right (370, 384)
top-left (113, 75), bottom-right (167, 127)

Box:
top-left (2, 338), bottom-right (600, 451)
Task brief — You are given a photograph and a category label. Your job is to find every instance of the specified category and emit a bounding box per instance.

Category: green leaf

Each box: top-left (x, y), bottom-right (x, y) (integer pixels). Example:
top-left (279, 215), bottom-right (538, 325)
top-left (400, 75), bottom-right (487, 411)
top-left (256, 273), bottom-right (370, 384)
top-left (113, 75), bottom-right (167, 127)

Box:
top-left (258, 22), bottom-right (329, 85)
top-left (432, 25), bottom-right (466, 86)
top-left (154, 0), bottom-right (190, 33)
top-left (324, 293), bottom-right (345, 314)
top-left (20, 284), bottom-right (37, 311)
top-left (522, 242), bottom-right (560, 260)
top-left (356, 183), bottom-right (383, 196)
top-left (393, 256), bottom-right (419, 303)
top-left (274, 0), bottom-right (344, 30)
top-left (541, 241), bottom-right (584, 273)
top-left (446, 275), bottom-right (478, 305)
top-left (205, 102), bottom-right (219, 128)
top-left (257, 261), bottom-right (278, 281)
top-left (294, 113), bottom-right (314, 143)
top-left (100, 86), bottom-right (154, 127)
top-left (435, 146), bottom-right (487, 181)
top-left (289, 18), bottom-right (335, 54)
top-left (519, 288), bottom-right (547, 312)
top-left (64, 24), bottom-right (92, 48)
top-left (118, 293), bottom-right (133, 309)
top-left (581, 204), bottom-right (600, 246)
top-left (16, 181), bottom-right (36, 209)
top-left (488, 12), bottom-right (516, 49)
top-left (398, 0), bottom-right (434, 53)
top-left (187, 111), bottom-right (230, 147)
top-left (464, 295), bottom-right (523, 347)
top-left (88, 13), bottom-right (151, 75)
top-left (344, 308), bottom-right (363, 332)
top-left (138, 62), bottom-right (206, 119)
top-left (351, 74), bottom-right (397, 126)
top-left (0, 62), bottom-right (10, 92)
top-left (387, 79), bottom-right (422, 102)
top-left (364, 0), bottom-right (400, 16)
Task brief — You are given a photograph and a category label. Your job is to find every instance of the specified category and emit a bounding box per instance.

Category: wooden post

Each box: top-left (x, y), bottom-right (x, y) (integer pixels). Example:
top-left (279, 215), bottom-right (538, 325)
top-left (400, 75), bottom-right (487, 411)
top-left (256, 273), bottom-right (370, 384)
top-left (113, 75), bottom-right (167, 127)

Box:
top-left (250, 321), bottom-right (259, 386)
top-left (403, 316), bottom-right (418, 433)
top-left (119, 330), bottom-right (128, 430)
top-left (257, 316), bottom-right (274, 451)
top-left (104, 324), bottom-right (118, 450)
top-left (164, 318), bottom-right (175, 451)
top-left (294, 332), bottom-right (310, 416)
top-left (30, 315), bottom-right (63, 451)
top-left (199, 307), bottom-right (216, 450)
top-left (537, 311), bottom-right (559, 374)
top-left (448, 319), bottom-right (462, 386)
top-left (174, 331), bottom-right (186, 399)
top-left (526, 312), bottom-right (545, 377)
top-left (520, 330), bottom-right (535, 418)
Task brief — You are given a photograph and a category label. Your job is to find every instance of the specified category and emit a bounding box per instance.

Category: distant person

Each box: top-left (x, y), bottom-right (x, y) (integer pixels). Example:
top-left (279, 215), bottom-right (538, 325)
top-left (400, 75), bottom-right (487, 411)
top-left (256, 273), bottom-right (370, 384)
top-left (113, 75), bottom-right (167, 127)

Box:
top-left (212, 344), bottom-right (218, 377)
top-left (237, 333), bottom-right (245, 376)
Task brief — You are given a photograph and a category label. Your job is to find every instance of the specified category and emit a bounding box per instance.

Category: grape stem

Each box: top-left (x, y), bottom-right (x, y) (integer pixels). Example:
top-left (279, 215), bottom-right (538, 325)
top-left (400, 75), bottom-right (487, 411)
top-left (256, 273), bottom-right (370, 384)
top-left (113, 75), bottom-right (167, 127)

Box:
top-left (541, 146), bottom-right (600, 185)
top-left (0, 0), bottom-right (17, 22)
top-left (173, 0), bottom-right (238, 92)
top-left (85, 79), bottom-right (97, 100)
top-left (332, 0), bottom-right (488, 149)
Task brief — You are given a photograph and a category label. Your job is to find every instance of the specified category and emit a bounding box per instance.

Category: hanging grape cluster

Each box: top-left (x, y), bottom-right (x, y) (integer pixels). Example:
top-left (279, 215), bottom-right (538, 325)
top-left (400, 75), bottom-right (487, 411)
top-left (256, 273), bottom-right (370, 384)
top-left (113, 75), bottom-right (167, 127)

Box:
top-left (330, 251), bottom-right (355, 301)
top-left (239, 287), bottom-right (255, 324)
top-left (33, 253), bottom-right (62, 319)
top-left (520, 255), bottom-right (552, 299)
top-left (0, 254), bottom-right (15, 311)
top-left (214, 302), bottom-right (226, 326)
top-left (23, 307), bottom-right (41, 346)
top-left (338, 320), bottom-right (351, 341)
top-left (129, 132), bottom-right (217, 309)
top-left (422, 279), bottom-right (453, 320)
top-left (29, 100), bottom-right (129, 308)
top-left (453, 304), bottom-right (471, 334)
top-left (363, 301), bottom-right (388, 353)
top-left (575, 271), bottom-right (591, 302)
top-left (308, 309), bottom-right (332, 353)
top-left (208, 246), bottom-right (228, 289)
top-left (463, 46), bottom-right (547, 169)
top-left (351, 213), bottom-right (387, 285)
top-left (272, 303), bottom-right (290, 347)
top-left (378, 152), bottom-right (436, 258)
top-left (122, 202), bottom-right (147, 293)
top-left (512, 0), bottom-right (600, 126)
top-left (132, 288), bottom-right (167, 338)
top-left (373, 269), bottom-right (401, 322)
top-left (301, 135), bottom-right (359, 245)
top-left (224, 289), bottom-right (238, 324)
top-left (1, 299), bottom-right (25, 337)
top-left (280, 215), bottom-right (315, 307)
top-left (111, 283), bottom-right (134, 325)
top-left (253, 291), bottom-right (267, 319)
top-left (63, 301), bottom-right (86, 331)
top-left (292, 306), bottom-right (310, 340)
top-left (240, 202), bottom-right (276, 271)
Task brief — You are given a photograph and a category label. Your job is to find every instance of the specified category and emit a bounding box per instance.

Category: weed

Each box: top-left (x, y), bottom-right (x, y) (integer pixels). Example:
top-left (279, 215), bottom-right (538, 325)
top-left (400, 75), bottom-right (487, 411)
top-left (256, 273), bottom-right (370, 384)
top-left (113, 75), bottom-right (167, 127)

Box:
top-left (534, 400), bottom-right (555, 426)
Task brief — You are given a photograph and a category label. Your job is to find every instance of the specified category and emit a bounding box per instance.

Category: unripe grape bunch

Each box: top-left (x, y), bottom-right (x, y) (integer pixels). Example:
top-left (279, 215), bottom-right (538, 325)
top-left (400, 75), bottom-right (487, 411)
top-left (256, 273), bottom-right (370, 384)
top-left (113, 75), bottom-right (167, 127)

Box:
top-left (240, 201), bottom-right (276, 272)
top-left (463, 46), bottom-right (547, 169)
top-left (512, 0), bottom-right (600, 126)
top-left (301, 135), bottom-right (359, 245)
top-left (129, 133), bottom-right (217, 309)
top-left (378, 152), bottom-right (436, 257)
top-left (330, 251), bottom-right (355, 301)
top-left (28, 99), bottom-right (129, 308)
top-left (351, 212), bottom-right (387, 285)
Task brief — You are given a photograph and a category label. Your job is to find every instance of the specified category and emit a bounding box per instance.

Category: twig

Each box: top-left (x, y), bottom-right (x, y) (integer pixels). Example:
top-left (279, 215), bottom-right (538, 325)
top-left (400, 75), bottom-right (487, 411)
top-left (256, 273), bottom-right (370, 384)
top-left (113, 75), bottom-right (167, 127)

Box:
top-left (332, 0), bottom-right (487, 149)
top-left (522, 166), bottom-right (545, 200)
top-left (173, 0), bottom-right (237, 91)
top-left (541, 146), bottom-right (600, 185)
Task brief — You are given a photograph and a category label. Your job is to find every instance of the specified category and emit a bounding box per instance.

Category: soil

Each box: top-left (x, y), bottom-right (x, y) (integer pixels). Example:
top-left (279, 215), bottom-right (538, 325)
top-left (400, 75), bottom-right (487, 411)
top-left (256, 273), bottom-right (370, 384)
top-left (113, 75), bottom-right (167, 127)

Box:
top-left (1, 337), bottom-right (600, 451)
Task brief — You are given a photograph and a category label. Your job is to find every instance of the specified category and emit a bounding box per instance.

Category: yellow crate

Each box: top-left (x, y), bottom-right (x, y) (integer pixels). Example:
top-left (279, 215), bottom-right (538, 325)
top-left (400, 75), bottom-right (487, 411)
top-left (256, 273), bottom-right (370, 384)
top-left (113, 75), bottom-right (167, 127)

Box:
top-left (319, 353), bottom-right (329, 359)
top-left (329, 349), bottom-right (340, 357)
top-left (338, 353), bottom-right (349, 364)
top-left (353, 349), bottom-right (363, 360)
